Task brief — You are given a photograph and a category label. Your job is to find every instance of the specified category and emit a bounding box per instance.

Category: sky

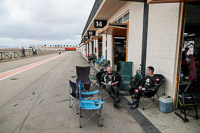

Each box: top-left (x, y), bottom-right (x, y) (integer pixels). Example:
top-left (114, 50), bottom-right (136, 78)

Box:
top-left (0, 0), bottom-right (94, 48)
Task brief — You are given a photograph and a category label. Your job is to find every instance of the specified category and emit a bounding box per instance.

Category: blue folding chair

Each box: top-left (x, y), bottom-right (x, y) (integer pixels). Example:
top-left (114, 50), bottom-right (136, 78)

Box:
top-left (69, 80), bottom-right (93, 114)
top-left (94, 56), bottom-right (104, 64)
top-left (78, 82), bottom-right (104, 128)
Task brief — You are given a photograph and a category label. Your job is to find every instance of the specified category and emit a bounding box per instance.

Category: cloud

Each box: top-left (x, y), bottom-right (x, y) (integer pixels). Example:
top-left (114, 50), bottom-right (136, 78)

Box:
top-left (0, 0), bottom-right (94, 48)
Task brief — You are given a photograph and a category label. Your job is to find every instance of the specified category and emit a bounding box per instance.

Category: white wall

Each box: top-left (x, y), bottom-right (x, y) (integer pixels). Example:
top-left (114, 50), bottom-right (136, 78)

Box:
top-left (147, 3), bottom-right (180, 97)
top-left (106, 2), bottom-right (144, 74)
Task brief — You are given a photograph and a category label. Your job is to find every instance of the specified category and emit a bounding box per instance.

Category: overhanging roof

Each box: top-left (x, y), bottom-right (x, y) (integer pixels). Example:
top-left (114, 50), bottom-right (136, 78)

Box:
top-left (99, 23), bottom-right (127, 36)
top-left (147, 0), bottom-right (200, 4)
top-left (82, 0), bottom-right (127, 37)
top-left (90, 35), bottom-right (102, 40)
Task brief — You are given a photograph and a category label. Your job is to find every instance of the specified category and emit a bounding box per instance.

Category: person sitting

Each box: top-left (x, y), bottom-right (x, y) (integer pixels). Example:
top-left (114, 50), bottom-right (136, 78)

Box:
top-left (128, 66), bottom-right (157, 109)
top-left (101, 66), bottom-right (120, 108)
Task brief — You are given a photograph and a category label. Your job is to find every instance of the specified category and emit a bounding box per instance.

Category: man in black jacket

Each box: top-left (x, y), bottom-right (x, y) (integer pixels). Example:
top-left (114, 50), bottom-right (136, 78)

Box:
top-left (128, 66), bottom-right (157, 109)
top-left (101, 67), bottom-right (120, 108)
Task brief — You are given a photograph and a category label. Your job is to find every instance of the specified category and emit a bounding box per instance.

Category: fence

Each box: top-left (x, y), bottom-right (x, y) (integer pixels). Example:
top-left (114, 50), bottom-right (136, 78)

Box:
top-left (0, 49), bottom-right (58, 61)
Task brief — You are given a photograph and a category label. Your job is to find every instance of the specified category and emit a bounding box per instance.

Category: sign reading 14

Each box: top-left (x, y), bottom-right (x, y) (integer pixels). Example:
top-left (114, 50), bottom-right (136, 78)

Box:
top-left (96, 21), bottom-right (103, 27)
top-left (94, 20), bottom-right (107, 28)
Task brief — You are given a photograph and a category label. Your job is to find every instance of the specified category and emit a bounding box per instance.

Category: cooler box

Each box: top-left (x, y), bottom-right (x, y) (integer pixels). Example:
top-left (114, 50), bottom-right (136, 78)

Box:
top-left (159, 96), bottom-right (173, 114)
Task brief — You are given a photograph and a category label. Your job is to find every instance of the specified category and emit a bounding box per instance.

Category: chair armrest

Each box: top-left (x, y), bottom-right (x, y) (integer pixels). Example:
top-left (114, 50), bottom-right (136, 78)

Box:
top-left (81, 90), bottom-right (99, 95)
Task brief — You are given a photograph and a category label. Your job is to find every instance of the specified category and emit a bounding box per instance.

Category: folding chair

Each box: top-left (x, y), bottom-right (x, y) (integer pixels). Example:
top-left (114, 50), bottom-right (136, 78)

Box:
top-left (69, 80), bottom-right (79, 114)
top-left (175, 83), bottom-right (199, 122)
top-left (69, 80), bottom-right (93, 114)
top-left (90, 72), bottom-right (98, 88)
top-left (71, 66), bottom-right (91, 91)
top-left (134, 74), bottom-right (165, 110)
top-left (78, 82), bottom-right (104, 128)
top-left (94, 56), bottom-right (103, 65)
top-left (96, 71), bottom-right (122, 101)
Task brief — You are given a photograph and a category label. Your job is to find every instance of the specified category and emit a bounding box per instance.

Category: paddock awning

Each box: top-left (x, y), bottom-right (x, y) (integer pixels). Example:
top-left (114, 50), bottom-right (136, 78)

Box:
top-left (147, 0), bottom-right (200, 4)
top-left (99, 23), bottom-right (127, 36)
top-left (90, 35), bottom-right (102, 41)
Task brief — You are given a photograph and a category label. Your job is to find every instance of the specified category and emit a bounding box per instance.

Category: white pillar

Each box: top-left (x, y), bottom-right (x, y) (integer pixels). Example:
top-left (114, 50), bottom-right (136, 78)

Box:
top-left (95, 39), bottom-right (99, 59)
top-left (102, 34), bottom-right (114, 68)
top-left (86, 44), bottom-right (88, 57)
top-left (89, 42), bottom-right (92, 55)
top-left (102, 34), bottom-right (106, 58)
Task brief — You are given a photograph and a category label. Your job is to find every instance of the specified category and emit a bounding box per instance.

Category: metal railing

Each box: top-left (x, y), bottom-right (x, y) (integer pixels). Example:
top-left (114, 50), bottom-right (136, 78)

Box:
top-left (82, 0), bottom-right (103, 36)
top-left (0, 50), bottom-right (57, 61)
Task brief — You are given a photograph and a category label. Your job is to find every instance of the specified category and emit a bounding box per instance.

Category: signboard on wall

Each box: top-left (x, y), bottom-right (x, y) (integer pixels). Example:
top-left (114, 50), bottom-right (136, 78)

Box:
top-left (87, 30), bottom-right (96, 37)
top-left (94, 20), bottom-right (107, 28)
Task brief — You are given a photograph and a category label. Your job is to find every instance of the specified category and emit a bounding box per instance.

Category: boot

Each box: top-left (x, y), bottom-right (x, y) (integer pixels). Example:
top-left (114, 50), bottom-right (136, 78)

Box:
top-left (130, 100), bottom-right (139, 109)
top-left (128, 99), bottom-right (135, 105)
top-left (113, 101), bottom-right (118, 108)
top-left (128, 94), bottom-right (135, 105)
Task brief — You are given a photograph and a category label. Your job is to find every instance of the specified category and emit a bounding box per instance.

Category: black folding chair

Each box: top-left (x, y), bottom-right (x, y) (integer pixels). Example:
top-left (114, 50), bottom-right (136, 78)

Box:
top-left (69, 66), bottom-right (92, 114)
top-left (175, 83), bottom-right (199, 122)
top-left (96, 71), bottom-right (122, 101)
top-left (69, 80), bottom-right (79, 114)
top-left (76, 66), bottom-right (91, 91)
top-left (69, 80), bottom-right (93, 114)
top-left (135, 74), bottom-right (165, 110)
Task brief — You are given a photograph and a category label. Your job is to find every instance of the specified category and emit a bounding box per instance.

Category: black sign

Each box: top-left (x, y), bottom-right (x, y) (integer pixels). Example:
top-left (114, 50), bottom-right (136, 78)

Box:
top-left (94, 20), bottom-right (107, 28)
top-left (87, 30), bottom-right (96, 36)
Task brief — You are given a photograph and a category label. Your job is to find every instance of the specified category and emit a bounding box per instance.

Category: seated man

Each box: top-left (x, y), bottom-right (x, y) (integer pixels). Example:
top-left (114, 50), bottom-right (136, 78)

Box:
top-left (128, 66), bottom-right (158, 109)
top-left (101, 67), bottom-right (120, 108)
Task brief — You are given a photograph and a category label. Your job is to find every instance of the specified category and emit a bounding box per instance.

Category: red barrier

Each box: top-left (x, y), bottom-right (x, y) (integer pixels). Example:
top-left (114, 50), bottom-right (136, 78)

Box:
top-left (65, 47), bottom-right (76, 51)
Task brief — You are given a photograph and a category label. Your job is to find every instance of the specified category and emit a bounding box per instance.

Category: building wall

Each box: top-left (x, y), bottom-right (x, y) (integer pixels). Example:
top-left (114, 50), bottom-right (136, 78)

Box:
top-left (106, 2), bottom-right (144, 74)
top-left (147, 3), bottom-right (180, 97)
top-left (127, 2), bottom-right (144, 74)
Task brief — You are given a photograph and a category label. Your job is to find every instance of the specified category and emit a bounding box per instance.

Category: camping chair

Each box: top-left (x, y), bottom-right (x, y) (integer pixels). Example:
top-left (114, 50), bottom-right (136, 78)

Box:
top-left (175, 83), bottom-right (199, 122)
top-left (78, 82), bottom-right (104, 128)
top-left (135, 74), bottom-right (165, 110)
top-left (96, 71), bottom-right (122, 101)
top-left (120, 62), bottom-right (133, 91)
top-left (69, 80), bottom-right (79, 114)
top-left (69, 80), bottom-right (93, 114)
top-left (90, 72), bottom-right (98, 88)
top-left (94, 56), bottom-right (104, 65)
top-left (71, 66), bottom-right (91, 91)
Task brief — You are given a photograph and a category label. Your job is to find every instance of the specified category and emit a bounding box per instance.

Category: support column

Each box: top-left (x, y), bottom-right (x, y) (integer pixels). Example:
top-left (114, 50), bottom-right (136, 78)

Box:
top-left (95, 39), bottom-right (99, 59)
top-left (89, 42), bottom-right (92, 55)
top-left (103, 34), bottom-right (113, 68)
top-left (141, 1), bottom-right (149, 76)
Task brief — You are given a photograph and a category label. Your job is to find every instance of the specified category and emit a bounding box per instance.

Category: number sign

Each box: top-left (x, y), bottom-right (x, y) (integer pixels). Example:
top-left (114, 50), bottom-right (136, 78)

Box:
top-left (94, 20), bottom-right (107, 28)
top-left (87, 30), bottom-right (96, 37)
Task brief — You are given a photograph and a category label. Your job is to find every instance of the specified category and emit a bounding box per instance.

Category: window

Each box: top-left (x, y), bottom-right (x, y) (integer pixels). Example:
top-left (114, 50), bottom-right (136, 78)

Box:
top-left (115, 12), bottom-right (129, 23)
top-left (124, 12), bottom-right (129, 22)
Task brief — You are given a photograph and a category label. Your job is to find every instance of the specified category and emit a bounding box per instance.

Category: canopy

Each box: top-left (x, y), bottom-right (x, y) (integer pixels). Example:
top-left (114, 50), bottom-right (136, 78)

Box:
top-left (99, 23), bottom-right (127, 36)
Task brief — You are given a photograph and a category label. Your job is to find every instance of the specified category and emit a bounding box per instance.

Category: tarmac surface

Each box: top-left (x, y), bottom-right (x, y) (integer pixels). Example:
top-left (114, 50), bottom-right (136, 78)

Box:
top-left (0, 51), bottom-right (145, 133)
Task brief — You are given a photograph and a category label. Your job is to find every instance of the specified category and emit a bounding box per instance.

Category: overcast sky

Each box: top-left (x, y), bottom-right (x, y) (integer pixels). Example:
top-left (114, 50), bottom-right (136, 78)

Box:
top-left (0, 0), bottom-right (94, 48)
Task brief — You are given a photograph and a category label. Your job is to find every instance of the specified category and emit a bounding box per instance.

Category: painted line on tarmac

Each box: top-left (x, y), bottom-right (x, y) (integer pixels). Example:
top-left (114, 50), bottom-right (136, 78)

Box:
top-left (0, 53), bottom-right (68, 81)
